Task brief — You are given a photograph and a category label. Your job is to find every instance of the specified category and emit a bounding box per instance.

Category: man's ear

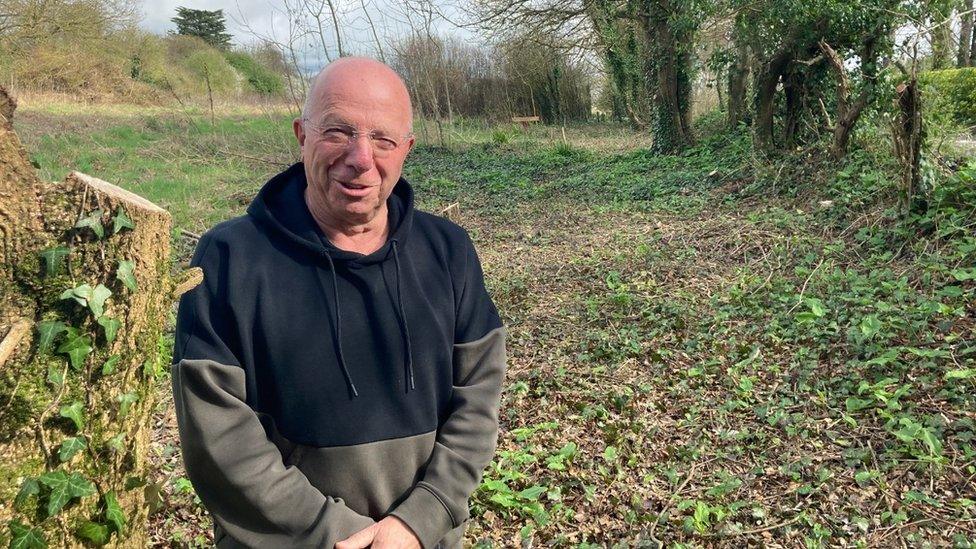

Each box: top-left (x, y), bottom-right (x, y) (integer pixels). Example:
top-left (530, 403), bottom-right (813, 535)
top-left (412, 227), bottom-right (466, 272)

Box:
top-left (405, 135), bottom-right (416, 154)
top-left (293, 118), bottom-right (305, 148)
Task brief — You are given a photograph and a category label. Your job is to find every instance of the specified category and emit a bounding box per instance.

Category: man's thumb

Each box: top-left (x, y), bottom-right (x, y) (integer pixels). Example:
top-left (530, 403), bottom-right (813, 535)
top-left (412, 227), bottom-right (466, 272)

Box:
top-left (335, 524), bottom-right (378, 549)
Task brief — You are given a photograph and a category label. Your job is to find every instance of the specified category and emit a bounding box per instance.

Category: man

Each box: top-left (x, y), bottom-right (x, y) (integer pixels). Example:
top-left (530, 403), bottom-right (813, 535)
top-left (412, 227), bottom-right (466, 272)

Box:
top-left (172, 57), bottom-right (507, 548)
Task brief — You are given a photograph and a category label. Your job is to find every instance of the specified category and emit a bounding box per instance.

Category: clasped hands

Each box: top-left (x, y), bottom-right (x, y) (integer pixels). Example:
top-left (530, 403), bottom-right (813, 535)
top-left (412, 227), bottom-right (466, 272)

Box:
top-left (335, 516), bottom-right (421, 549)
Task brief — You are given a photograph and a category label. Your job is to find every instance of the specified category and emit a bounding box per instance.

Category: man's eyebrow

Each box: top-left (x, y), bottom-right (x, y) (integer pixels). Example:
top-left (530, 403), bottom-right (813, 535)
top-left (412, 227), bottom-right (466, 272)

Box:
top-left (314, 114), bottom-right (400, 135)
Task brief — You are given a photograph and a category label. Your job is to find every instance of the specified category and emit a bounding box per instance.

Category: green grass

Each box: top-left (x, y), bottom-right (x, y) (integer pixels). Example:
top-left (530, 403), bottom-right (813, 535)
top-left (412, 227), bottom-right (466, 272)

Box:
top-left (12, 105), bottom-right (976, 547)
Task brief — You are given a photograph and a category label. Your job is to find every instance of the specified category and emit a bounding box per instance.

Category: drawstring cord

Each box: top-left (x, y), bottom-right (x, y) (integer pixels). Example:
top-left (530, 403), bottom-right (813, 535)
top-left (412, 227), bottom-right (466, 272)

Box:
top-left (322, 251), bottom-right (359, 398)
top-left (391, 240), bottom-right (415, 391)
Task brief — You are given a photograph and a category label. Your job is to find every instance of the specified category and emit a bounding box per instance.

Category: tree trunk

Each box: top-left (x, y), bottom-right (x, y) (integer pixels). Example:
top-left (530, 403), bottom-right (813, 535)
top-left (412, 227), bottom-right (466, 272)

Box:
top-left (728, 34), bottom-right (750, 128)
top-left (821, 39), bottom-right (877, 160)
top-left (0, 86), bottom-right (195, 547)
top-left (754, 48), bottom-right (793, 151)
top-left (646, 10), bottom-right (693, 154)
top-left (783, 70), bottom-right (802, 148)
top-left (892, 78), bottom-right (924, 213)
top-left (971, 28), bottom-right (976, 66)
top-left (961, 0), bottom-right (975, 67)
top-left (929, 6), bottom-right (952, 69)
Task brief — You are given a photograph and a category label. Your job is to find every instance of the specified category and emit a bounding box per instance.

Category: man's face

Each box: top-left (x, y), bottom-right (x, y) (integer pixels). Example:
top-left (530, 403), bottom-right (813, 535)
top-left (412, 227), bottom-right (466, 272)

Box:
top-left (295, 82), bottom-right (414, 227)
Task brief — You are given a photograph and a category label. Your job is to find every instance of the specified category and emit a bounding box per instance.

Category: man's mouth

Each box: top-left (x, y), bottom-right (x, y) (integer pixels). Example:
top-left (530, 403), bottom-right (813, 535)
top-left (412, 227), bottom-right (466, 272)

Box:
top-left (339, 181), bottom-right (369, 190)
top-left (335, 180), bottom-right (376, 197)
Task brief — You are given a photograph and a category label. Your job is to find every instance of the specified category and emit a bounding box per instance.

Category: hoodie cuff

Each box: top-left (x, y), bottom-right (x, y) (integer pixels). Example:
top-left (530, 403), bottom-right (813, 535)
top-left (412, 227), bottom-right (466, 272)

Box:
top-left (388, 483), bottom-right (455, 549)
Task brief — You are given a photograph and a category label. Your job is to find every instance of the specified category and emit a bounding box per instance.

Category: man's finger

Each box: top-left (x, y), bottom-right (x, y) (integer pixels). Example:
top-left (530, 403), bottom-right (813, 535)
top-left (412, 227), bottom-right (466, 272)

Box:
top-left (335, 524), bottom-right (377, 549)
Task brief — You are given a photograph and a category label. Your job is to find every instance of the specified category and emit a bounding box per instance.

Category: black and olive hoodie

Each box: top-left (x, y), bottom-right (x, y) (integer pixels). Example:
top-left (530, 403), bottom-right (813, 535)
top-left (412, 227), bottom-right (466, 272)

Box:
top-left (171, 163), bottom-right (506, 548)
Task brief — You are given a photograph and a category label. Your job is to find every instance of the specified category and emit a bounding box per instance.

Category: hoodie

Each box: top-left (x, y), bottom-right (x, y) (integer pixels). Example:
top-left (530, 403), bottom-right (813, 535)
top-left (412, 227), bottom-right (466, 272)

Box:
top-left (171, 163), bottom-right (506, 549)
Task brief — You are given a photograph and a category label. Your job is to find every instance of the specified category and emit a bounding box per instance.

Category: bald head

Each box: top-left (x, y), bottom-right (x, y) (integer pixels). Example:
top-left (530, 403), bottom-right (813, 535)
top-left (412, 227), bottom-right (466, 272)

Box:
top-left (303, 57), bottom-right (413, 131)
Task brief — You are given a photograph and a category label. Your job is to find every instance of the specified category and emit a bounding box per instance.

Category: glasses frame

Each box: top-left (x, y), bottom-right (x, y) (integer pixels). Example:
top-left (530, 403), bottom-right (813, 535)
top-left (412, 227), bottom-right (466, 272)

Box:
top-left (302, 118), bottom-right (414, 156)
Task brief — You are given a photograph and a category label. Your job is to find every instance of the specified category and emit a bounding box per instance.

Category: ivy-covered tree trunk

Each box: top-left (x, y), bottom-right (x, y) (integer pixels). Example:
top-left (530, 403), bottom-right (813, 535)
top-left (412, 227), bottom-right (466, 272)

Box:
top-left (0, 86), bottom-right (196, 547)
top-left (644, 1), bottom-right (695, 154)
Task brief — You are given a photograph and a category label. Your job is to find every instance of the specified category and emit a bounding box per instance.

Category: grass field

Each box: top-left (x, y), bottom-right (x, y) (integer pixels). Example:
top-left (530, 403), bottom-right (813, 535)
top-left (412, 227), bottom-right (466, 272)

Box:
top-left (14, 104), bottom-right (976, 547)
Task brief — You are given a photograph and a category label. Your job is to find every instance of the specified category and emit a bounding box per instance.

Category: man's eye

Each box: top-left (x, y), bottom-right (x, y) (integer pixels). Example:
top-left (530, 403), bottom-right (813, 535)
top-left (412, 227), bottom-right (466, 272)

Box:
top-left (322, 128), bottom-right (352, 141)
top-left (373, 137), bottom-right (398, 151)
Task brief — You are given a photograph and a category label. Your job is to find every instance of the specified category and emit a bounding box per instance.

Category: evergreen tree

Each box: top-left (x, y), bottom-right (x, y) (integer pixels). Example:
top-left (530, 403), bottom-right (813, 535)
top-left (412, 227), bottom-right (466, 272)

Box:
top-left (171, 7), bottom-right (232, 50)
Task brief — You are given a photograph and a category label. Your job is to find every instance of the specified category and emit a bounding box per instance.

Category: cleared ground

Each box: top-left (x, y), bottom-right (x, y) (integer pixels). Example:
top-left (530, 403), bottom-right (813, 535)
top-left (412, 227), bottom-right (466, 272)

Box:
top-left (15, 105), bottom-right (976, 547)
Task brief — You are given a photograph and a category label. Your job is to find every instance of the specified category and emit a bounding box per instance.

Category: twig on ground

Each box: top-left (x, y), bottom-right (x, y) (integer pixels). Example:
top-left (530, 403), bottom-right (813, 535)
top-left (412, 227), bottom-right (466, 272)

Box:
top-left (787, 257), bottom-right (826, 313)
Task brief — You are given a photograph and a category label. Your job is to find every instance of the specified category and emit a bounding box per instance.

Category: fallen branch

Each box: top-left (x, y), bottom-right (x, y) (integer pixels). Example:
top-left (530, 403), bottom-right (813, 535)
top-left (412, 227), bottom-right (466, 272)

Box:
top-left (0, 319), bottom-right (31, 369)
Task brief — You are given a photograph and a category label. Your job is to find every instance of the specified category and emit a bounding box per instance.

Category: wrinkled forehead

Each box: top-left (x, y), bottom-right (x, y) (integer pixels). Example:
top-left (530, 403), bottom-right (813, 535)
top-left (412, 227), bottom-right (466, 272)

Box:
top-left (306, 72), bottom-right (412, 131)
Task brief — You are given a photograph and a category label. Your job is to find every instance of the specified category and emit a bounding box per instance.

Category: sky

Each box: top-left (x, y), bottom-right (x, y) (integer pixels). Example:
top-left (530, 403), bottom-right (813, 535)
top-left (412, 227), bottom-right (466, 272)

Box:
top-left (139, 0), bottom-right (476, 72)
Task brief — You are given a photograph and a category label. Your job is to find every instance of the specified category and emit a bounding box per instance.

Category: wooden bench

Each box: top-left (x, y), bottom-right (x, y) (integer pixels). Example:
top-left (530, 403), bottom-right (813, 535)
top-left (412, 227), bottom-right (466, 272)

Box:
top-left (512, 115), bottom-right (540, 130)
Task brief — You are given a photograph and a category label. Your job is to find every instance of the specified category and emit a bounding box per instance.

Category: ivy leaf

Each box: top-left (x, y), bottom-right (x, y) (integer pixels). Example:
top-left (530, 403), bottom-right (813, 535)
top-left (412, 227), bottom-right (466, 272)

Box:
top-left (14, 478), bottom-right (40, 509)
top-left (75, 521), bottom-right (109, 545)
top-left (804, 297), bottom-right (827, 317)
top-left (104, 491), bottom-right (126, 533)
top-left (59, 401), bottom-right (85, 431)
top-left (518, 485), bottom-right (546, 501)
top-left (8, 520), bottom-right (47, 549)
top-left (74, 209), bottom-right (105, 239)
top-left (97, 316), bottom-right (121, 344)
top-left (89, 284), bottom-right (112, 318)
top-left (47, 365), bottom-right (64, 387)
top-left (116, 260), bottom-right (137, 292)
top-left (859, 315), bottom-right (882, 337)
top-left (60, 283), bottom-right (93, 307)
top-left (59, 436), bottom-right (87, 462)
top-left (36, 321), bottom-right (67, 354)
top-left (118, 392), bottom-right (139, 418)
top-left (101, 355), bottom-right (121, 376)
top-left (106, 433), bottom-right (125, 452)
top-left (112, 208), bottom-right (135, 235)
top-left (57, 333), bottom-right (92, 371)
top-left (37, 470), bottom-right (94, 517)
top-left (39, 246), bottom-right (69, 277)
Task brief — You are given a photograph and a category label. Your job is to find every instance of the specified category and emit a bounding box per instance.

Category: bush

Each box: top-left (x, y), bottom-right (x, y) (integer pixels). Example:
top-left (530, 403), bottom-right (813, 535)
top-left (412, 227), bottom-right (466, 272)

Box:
top-left (919, 68), bottom-right (976, 127)
top-left (224, 52), bottom-right (284, 95)
top-left (134, 35), bottom-right (240, 98)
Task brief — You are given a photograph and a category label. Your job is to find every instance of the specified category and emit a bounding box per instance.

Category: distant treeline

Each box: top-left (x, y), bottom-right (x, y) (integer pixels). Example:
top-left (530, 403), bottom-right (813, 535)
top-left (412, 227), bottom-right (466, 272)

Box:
top-left (390, 35), bottom-right (592, 123)
top-left (0, 0), bottom-right (287, 102)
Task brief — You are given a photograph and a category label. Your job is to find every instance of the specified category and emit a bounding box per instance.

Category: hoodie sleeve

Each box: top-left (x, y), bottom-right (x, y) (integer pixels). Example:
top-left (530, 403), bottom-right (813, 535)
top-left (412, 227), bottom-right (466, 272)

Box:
top-left (173, 233), bottom-right (375, 548)
top-left (389, 235), bottom-right (506, 548)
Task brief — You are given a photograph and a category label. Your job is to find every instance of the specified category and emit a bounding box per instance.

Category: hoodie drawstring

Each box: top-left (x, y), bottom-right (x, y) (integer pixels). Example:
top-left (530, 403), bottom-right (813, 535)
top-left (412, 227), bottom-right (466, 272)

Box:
top-left (318, 243), bottom-right (414, 397)
top-left (321, 251), bottom-right (359, 398)
top-left (391, 240), bottom-right (415, 391)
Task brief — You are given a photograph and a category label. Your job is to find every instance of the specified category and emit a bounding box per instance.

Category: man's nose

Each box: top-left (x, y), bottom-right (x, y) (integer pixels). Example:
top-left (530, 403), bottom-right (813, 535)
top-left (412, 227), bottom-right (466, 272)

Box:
top-left (343, 134), bottom-right (375, 172)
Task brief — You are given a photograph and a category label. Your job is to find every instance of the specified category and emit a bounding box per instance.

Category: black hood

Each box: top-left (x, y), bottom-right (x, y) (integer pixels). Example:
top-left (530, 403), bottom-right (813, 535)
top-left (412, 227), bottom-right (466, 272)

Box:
top-left (246, 162), bottom-right (415, 265)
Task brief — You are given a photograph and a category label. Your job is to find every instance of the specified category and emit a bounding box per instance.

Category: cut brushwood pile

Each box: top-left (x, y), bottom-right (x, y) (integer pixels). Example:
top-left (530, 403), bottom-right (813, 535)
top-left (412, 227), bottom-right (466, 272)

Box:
top-left (0, 86), bottom-right (199, 547)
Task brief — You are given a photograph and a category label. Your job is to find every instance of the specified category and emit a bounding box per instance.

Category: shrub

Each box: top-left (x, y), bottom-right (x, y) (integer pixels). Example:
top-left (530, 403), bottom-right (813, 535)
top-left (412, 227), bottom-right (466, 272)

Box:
top-left (918, 68), bottom-right (976, 127)
top-left (224, 52), bottom-right (284, 95)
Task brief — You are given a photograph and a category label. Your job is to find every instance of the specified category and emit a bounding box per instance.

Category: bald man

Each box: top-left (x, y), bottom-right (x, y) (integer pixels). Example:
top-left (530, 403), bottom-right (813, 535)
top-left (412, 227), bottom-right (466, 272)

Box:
top-left (172, 58), bottom-right (507, 549)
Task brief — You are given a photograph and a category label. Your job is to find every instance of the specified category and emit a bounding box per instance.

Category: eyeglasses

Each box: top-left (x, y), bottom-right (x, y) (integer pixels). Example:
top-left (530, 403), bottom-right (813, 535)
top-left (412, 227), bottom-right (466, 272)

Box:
top-left (302, 119), bottom-right (413, 156)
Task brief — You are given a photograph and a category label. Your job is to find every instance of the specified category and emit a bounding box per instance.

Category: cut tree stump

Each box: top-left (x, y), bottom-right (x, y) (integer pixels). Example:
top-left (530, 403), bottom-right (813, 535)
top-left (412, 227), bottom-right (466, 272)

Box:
top-left (0, 85), bottom-right (194, 547)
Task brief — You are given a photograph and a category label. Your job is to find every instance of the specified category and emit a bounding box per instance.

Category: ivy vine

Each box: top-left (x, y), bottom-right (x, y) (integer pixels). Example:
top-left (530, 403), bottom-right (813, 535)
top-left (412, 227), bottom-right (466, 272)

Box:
top-left (8, 206), bottom-right (139, 548)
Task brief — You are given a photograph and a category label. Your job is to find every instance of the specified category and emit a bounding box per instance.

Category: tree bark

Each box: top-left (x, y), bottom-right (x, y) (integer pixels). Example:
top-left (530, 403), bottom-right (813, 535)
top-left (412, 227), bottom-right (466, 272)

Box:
top-left (821, 39), bottom-right (877, 159)
top-left (0, 86), bottom-right (191, 547)
top-left (645, 4), bottom-right (694, 154)
top-left (892, 79), bottom-right (923, 213)
top-left (754, 48), bottom-right (793, 151)
top-left (960, 0), bottom-right (975, 67)
top-left (728, 32), bottom-right (750, 128)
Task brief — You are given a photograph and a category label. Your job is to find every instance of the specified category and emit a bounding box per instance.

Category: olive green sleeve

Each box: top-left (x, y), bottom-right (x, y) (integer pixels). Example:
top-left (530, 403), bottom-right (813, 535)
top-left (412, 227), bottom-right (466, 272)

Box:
top-left (389, 327), bottom-right (507, 548)
top-left (172, 358), bottom-right (375, 548)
